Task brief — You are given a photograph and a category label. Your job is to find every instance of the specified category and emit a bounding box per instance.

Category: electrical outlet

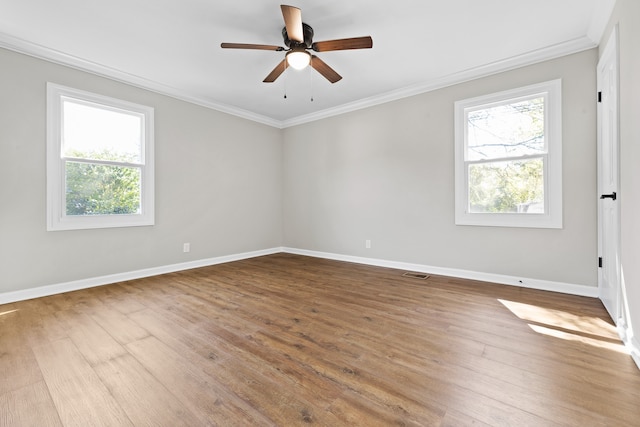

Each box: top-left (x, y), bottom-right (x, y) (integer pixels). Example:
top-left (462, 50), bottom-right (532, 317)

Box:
top-left (365, 239), bottom-right (371, 249)
top-left (183, 243), bottom-right (190, 253)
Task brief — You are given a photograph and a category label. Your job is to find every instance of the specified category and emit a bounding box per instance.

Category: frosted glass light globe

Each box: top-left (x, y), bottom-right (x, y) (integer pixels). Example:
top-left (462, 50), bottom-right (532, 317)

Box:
top-left (286, 51), bottom-right (311, 70)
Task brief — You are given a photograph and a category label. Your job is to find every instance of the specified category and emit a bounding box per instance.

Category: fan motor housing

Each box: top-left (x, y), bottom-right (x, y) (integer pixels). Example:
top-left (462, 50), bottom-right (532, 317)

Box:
top-left (282, 22), bottom-right (314, 48)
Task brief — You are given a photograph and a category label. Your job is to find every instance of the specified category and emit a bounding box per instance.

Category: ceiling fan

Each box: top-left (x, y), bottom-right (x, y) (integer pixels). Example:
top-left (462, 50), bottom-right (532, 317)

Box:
top-left (221, 5), bottom-right (373, 84)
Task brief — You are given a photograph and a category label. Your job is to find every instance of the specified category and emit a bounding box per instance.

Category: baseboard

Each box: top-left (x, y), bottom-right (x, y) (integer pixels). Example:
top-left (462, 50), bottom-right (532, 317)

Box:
top-left (618, 319), bottom-right (640, 370)
top-left (0, 246), bottom-right (599, 305)
top-left (631, 337), bottom-right (640, 370)
top-left (282, 247), bottom-right (599, 298)
top-left (0, 247), bottom-right (283, 305)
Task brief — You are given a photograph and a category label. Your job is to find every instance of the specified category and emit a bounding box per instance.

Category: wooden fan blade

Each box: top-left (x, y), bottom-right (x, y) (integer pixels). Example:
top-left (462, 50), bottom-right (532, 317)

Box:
top-left (281, 5), bottom-right (303, 43)
top-left (263, 59), bottom-right (287, 83)
top-left (312, 36), bottom-right (373, 52)
top-left (310, 55), bottom-right (342, 83)
top-left (221, 43), bottom-right (284, 51)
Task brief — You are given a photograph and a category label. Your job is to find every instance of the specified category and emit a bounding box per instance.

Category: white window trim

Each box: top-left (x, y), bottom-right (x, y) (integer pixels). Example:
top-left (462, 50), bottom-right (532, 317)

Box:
top-left (454, 79), bottom-right (562, 228)
top-left (46, 83), bottom-right (155, 231)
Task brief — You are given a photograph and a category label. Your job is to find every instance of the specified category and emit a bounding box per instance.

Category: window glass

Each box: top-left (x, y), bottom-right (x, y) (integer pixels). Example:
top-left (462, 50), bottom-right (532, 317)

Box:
top-left (466, 96), bottom-right (545, 161)
top-left (468, 158), bottom-right (544, 214)
top-left (62, 99), bottom-right (143, 163)
top-left (65, 162), bottom-right (142, 216)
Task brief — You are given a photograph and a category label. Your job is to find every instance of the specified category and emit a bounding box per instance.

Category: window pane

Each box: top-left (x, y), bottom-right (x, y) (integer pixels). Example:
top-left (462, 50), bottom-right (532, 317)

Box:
top-left (467, 97), bottom-right (544, 161)
top-left (65, 161), bottom-right (141, 216)
top-left (468, 158), bottom-right (544, 214)
top-left (62, 99), bottom-right (143, 163)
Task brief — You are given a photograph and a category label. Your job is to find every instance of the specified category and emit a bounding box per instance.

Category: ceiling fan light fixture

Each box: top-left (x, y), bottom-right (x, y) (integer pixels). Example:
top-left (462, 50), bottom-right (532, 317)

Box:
top-left (222, 5), bottom-right (372, 84)
top-left (286, 50), bottom-right (311, 70)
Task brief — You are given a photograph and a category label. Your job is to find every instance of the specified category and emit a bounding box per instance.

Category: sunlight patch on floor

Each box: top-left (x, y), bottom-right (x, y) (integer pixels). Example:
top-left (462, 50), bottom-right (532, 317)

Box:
top-left (498, 299), bottom-right (628, 354)
top-left (528, 324), bottom-right (628, 354)
top-left (0, 309), bottom-right (18, 316)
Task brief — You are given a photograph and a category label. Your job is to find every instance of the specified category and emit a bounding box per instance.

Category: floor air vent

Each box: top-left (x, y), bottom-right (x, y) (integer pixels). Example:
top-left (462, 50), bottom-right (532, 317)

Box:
top-left (402, 272), bottom-right (430, 280)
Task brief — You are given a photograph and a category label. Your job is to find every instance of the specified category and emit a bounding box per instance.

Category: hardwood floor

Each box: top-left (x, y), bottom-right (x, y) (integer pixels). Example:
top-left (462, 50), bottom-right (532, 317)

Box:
top-left (1, 253), bottom-right (639, 426)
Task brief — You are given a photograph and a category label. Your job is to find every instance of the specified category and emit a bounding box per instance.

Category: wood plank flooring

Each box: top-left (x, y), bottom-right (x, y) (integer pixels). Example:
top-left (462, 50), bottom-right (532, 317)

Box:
top-left (1, 253), bottom-right (639, 426)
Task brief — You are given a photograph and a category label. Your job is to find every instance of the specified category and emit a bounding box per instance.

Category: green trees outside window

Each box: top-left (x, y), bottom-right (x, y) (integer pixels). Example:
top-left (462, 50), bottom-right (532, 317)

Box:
top-left (65, 157), bottom-right (141, 216)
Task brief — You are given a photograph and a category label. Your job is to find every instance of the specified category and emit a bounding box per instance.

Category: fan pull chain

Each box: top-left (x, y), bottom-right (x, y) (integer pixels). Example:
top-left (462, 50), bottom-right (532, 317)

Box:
top-left (310, 63), bottom-right (314, 102)
top-left (283, 60), bottom-right (288, 99)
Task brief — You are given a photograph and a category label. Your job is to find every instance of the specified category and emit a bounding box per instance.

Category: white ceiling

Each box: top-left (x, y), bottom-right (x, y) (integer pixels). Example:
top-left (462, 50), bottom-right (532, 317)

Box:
top-left (0, 0), bottom-right (615, 128)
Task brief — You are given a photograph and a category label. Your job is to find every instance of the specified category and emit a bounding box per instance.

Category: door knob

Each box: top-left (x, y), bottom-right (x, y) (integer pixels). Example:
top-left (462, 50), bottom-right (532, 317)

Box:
top-left (600, 192), bottom-right (617, 200)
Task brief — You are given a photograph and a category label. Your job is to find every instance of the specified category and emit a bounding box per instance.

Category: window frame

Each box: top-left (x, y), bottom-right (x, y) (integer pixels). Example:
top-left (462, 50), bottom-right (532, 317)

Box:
top-left (454, 79), bottom-right (562, 229)
top-left (46, 83), bottom-right (155, 231)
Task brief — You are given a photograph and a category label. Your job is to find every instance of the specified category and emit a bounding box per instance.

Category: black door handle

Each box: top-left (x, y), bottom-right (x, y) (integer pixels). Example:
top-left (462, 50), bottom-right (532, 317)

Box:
top-left (600, 192), bottom-right (617, 200)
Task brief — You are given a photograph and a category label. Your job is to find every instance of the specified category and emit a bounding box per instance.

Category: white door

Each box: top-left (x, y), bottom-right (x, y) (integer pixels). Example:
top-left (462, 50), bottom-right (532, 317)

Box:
top-left (597, 27), bottom-right (621, 323)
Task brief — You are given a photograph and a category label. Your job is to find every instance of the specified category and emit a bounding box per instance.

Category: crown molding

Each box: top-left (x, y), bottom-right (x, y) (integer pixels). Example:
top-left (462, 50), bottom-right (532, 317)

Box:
top-left (0, 32), bottom-right (282, 128)
top-left (1, 31), bottom-right (596, 129)
top-left (281, 36), bottom-right (597, 128)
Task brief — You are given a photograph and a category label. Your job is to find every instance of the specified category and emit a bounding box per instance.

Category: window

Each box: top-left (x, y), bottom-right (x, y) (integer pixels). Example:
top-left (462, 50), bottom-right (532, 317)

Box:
top-left (47, 83), bottom-right (154, 231)
top-left (454, 79), bottom-right (562, 228)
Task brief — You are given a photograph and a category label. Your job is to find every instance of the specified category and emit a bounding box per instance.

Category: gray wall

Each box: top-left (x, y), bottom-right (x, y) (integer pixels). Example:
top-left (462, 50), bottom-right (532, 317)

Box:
top-left (0, 48), bottom-right (283, 293)
top-left (283, 49), bottom-right (598, 286)
top-left (601, 0), bottom-right (640, 354)
top-left (0, 44), bottom-right (604, 294)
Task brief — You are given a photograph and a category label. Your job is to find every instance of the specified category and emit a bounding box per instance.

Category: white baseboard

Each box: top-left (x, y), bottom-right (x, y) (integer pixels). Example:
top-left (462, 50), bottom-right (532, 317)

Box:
top-left (630, 337), bottom-right (640, 370)
top-left (0, 247), bottom-right (282, 305)
top-left (282, 247), bottom-right (599, 298)
top-left (618, 320), bottom-right (640, 370)
top-left (0, 246), bottom-right (599, 305)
